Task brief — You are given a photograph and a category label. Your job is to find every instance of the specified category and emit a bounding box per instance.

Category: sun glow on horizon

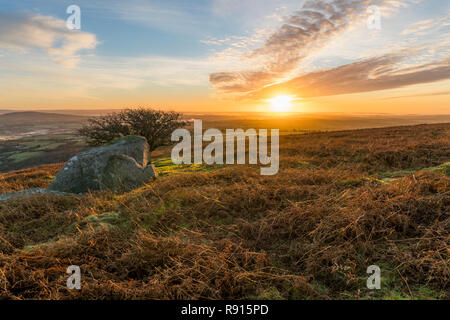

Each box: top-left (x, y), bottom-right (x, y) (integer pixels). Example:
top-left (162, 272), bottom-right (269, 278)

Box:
top-left (267, 95), bottom-right (294, 112)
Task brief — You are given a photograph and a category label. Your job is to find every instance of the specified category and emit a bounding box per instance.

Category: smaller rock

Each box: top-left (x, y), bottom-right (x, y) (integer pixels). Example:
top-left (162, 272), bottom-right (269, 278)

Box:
top-left (0, 188), bottom-right (72, 202)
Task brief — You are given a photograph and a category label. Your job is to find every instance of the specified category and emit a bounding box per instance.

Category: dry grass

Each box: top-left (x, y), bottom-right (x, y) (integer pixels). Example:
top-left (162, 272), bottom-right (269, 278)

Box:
top-left (0, 123), bottom-right (448, 300)
top-left (0, 164), bottom-right (62, 194)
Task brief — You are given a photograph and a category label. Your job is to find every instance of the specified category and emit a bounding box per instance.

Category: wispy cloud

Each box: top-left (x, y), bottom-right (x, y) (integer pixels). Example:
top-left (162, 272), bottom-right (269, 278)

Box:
top-left (401, 13), bottom-right (450, 35)
top-left (209, 0), bottom-right (407, 94)
top-left (80, 0), bottom-right (211, 35)
top-left (245, 52), bottom-right (450, 99)
top-left (1, 53), bottom-right (214, 91)
top-left (0, 12), bottom-right (97, 67)
top-left (380, 90), bottom-right (450, 100)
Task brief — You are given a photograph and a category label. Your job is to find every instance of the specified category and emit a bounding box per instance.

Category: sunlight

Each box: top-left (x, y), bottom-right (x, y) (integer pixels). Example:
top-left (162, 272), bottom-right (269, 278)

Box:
top-left (267, 95), bottom-right (294, 112)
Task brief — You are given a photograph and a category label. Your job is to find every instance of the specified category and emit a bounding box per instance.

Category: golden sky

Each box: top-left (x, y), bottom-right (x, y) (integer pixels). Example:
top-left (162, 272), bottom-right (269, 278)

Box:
top-left (0, 0), bottom-right (449, 114)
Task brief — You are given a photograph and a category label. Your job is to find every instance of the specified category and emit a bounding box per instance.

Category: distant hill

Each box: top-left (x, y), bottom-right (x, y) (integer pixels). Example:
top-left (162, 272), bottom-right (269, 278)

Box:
top-left (0, 111), bottom-right (87, 125)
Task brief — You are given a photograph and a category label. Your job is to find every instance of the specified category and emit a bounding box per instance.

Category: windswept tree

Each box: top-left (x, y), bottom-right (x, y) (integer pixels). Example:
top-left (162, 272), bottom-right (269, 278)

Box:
top-left (78, 108), bottom-right (188, 151)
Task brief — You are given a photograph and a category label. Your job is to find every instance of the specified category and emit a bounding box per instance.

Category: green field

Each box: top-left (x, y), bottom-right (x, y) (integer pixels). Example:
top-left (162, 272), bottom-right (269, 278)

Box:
top-left (0, 134), bottom-right (86, 172)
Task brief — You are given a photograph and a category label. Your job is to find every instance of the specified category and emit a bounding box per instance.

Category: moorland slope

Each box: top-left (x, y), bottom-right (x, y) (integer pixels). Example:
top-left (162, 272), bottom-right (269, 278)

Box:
top-left (0, 123), bottom-right (448, 299)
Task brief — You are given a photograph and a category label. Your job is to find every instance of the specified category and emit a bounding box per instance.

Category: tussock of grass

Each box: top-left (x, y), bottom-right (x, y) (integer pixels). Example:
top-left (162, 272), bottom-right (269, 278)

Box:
top-left (154, 157), bottom-right (224, 175)
top-left (0, 123), bottom-right (448, 300)
top-left (433, 162), bottom-right (450, 176)
top-left (0, 164), bottom-right (63, 193)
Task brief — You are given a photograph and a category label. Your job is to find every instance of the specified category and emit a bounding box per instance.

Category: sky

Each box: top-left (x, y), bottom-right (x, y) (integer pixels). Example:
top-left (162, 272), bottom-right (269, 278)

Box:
top-left (0, 0), bottom-right (449, 114)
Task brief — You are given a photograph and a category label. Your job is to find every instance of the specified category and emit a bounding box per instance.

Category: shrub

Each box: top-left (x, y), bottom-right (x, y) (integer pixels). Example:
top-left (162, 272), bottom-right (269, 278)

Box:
top-left (78, 108), bottom-right (188, 151)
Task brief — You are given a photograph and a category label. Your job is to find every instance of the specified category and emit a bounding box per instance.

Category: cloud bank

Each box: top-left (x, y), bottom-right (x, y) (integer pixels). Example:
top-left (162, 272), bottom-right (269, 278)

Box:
top-left (245, 52), bottom-right (450, 99)
top-left (0, 12), bottom-right (98, 67)
top-left (209, 0), bottom-right (396, 93)
top-left (208, 0), bottom-right (447, 99)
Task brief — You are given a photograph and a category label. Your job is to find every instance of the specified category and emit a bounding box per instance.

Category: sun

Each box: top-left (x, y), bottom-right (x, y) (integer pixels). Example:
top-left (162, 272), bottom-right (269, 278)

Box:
top-left (267, 95), bottom-right (294, 112)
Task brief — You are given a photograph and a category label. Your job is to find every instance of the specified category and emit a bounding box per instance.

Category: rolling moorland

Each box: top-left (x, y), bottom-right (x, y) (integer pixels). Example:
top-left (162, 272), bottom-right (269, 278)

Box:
top-left (1, 111), bottom-right (449, 173)
top-left (0, 119), bottom-right (448, 299)
top-left (0, 112), bottom-right (88, 172)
